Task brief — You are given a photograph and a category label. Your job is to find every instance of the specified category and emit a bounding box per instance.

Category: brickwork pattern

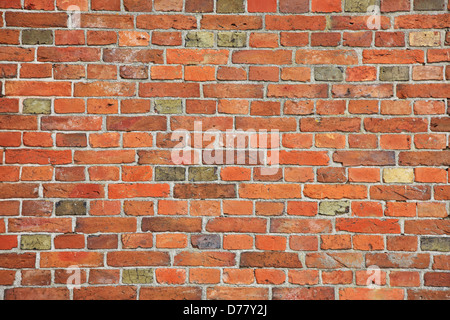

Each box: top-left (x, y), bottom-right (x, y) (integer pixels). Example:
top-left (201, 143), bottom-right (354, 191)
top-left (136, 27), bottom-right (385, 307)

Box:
top-left (0, 0), bottom-right (449, 300)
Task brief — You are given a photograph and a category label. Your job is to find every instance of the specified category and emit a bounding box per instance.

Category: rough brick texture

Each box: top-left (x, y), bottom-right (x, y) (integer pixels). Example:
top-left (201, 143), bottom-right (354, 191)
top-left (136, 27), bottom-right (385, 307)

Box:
top-left (0, 0), bottom-right (449, 301)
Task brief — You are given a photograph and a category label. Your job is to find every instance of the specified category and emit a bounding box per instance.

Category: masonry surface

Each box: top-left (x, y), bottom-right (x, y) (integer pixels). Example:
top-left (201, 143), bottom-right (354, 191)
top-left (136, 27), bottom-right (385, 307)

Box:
top-left (0, 0), bottom-right (449, 300)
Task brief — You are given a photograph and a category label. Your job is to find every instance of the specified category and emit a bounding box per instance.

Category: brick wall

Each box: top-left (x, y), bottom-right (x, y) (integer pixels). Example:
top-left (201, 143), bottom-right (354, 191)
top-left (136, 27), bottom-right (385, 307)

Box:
top-left (0, 0), bottom-right (449, 300)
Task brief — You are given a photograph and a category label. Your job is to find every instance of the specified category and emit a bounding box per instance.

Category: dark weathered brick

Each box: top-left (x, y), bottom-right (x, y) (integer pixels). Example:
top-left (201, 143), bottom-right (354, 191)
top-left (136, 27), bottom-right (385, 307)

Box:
top-left (345, 0), bottom-right (378, 12)
top-left (380, 66), bottom-right (410, 81)
top-left (319, 201), bottom-right (350, 216)
top-left (421, 237), bottom-right (450, 252)
top-left (155, 100), bottom-right (183, 114)
top-left (174, 184), bottom-right (236, 199)
top-left (23, 99), bottom-right (51, 114)
top-left (185, 0), bottom-right (214, 12)
top-left (185, 32), bottom-right (214, 48)
top-left (122, 269), bottom-right (153, 284)
top-left (414, 0), bottom-right (446, 11)
top-left (217, 32), bottom-right (247, 47)
top-left (21, 235), bottom-right (51, 250)
top-left (315, 67), bottom-right (344, 82)
top-left (155, 167), bottom-right (186, 181)
top-left (217, 0), bottom-right (244, 13)
top-left (22, 30), bottom-right (53, 45)
top-left (55, 201), bottom-right (87, 216)
top-left (188, 167), bottom-right (218, 182)
top-left (191, 234), bottom-right (221, 249)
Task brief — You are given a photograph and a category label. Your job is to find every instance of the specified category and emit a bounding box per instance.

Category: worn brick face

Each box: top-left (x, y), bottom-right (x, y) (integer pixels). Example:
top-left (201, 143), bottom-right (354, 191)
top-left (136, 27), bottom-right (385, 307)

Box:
top-left (23, 99), bottom-right (52, 114)
top-left (414, 0), bottom-right (446, 11)
top-left (22, 30), bottom-right (53, 45)
top-left (345, 0), bottom-right (378, 12)
top-left (217, 0), bottom-right (244, 13)
top-left (0, 0), bottom-right (448, 302)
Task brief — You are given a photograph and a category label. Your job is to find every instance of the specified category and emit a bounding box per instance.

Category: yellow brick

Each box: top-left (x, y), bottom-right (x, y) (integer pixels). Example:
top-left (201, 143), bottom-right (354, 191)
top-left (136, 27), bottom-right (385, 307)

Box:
top-left (409, 31), bottom-right (441, 47)
top-left (383, 168), bottom-right (414, 183)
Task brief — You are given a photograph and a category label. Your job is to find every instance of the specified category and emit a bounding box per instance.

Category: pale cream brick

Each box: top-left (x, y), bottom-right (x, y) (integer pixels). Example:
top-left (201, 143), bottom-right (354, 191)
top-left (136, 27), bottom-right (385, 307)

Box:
top-left (383, 168), bottom-right (414, 183)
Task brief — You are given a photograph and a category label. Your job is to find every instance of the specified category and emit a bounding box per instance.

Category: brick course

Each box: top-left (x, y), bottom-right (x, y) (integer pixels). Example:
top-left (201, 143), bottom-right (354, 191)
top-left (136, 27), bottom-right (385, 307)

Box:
top-left (0, 0), bottom-right (449, 301)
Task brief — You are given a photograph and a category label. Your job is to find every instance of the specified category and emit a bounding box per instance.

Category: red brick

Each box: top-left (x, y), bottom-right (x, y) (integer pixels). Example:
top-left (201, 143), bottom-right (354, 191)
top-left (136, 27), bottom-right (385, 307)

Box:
top-left (223, 235), bottom-right (253, 250)
top-left (249, 66), bottom-right (279, 82)
top-left (323, 271), bottom-right (353, 285)
top-left (123, 0), bottom-right (152, 11)
top-left (156, 268), bottom-right (186, 285)
top-left (74, 286), bottom-right (136, 300)
top-left (122, 234), bottom-right (153, 249)
top-left (336, 218), bottom-right (401, 234)
top-left (371, 186), bottom-right (431, 201)
top-left (296, 50), bottom-right (358, 65)
top-left (89, 167), bottom-right (120, 181)
top-left (248, 0), bottom-right (277, 12)
top-left (0, 270), bottom-right (16, 285)
top-left (346, 66), bottom-right (377, 82)
top-left (381, 0), bottom-right (410, 12)
top-left (156, 234), bottom-right (187, 249)
top-left (21, 64), bottom-right (52, 78)
top-left (174, 252), bottom-right (235, 267)
top-left (54, 234), bottom-right (85, 249)
top-left (353, 235), bottom-right (384, 251)
top-left (206, 217), bottom-right (266, 233)
top-left (339, 288), bottom-right (404, 300)
top-left (366, 253), bottom-right (430, 269)
top-left (331, 16), bottom-right (391, 30)
top-left (241, 252), bottom-right (302, 268)
top-left (90, 201), bottom-right (121, 216)
top-left (281, 32), bottom-right (309, 46)
top-left (55, 30), bottom-right (85, 45)
top-left (77, 218), bottom-right (136, 234)
top-left (312, 0), bottom-right (341, 12)
top-left (0, 235), bottom-right (18, 250)
top-left (54, 99), bottom-right (85, 114)
top-left (137, 14), bottom-right (197, 29)
top-left (185, 0), bottom-right (213, 13)
top-left (5, 81), bottom-right (71, 96)
top-left (89, 269), bottom-right (120, 285)
top-left (91, 0), bottom-right (120, 11)
top-left (387, 236), bottom-right (418, 252)
top-left (311, 33), bottom-right (341, 46)
top-left (255, 269), bottom-right (286, 285)
top-left (344, 31), bottom-right (372, 47)
top-left (375, 32), bottom-right (406, 47)
top-left (273, 287), bottom-right (334, 300)
top-left (109, 184), bottom-right (169, 199)
top-left (397, 84), bottom-right (450, 99)
top-left (0, 201), bottom-right (20, 216)
top-left (256, 235), bottom-right (287, 251)
top-left (305, 252), bottom-right (364, 269)
top-left (5, 288), bottom-right (69, 300)
top-left (107, 251), bottom-right (170, 267)
top-left (9, 218), bottom-right (71, 233)
top-left (56, 0), bottom-right (88, 11)
top-left (267, 16), bottom-right (325, 30)
top-left (43, 183), bottom-right (104, 199)
top-left (87, 30), bottom-right (117, 45)
top-left (140, 83), bottom-right (200, 98)
top-left (223, 269), bottom-right (254, 285)
top-left (0, 0), bottom-right (21, 8)
top-left (74, 150), bottom-right (135, 164)
top-left (152, 31), bottom-right (182, 46)
top-left (271, 219), bottom-right (332, 234)
top-left (5, 12), bottom-right (67, 27)
top-left (81, 13), bottom-right (133, 29)
top-left (40, 252), bottom-right (103, 268)
top-left (141, 287), bottom-right (201, 300)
